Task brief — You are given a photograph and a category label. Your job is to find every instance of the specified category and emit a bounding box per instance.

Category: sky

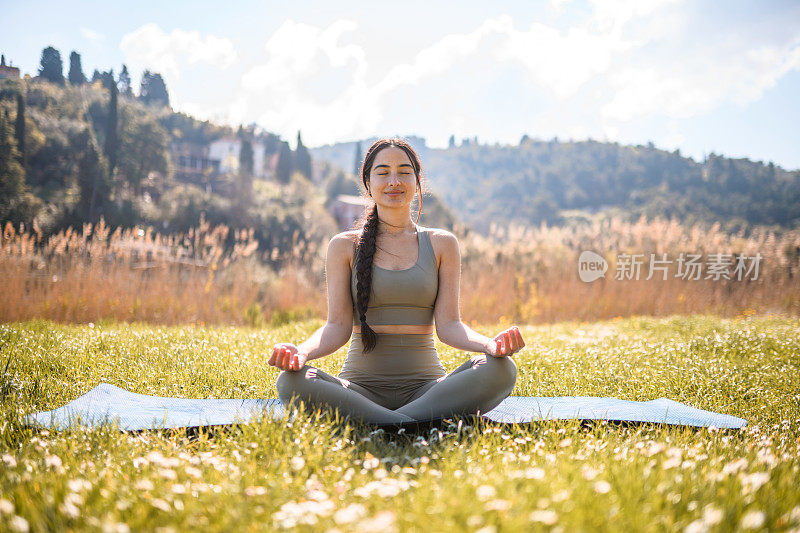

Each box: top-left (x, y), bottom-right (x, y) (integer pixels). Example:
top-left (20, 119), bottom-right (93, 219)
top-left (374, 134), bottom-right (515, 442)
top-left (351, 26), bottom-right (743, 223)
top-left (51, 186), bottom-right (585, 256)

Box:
top-left (4, 0), bottom-right (800, 170)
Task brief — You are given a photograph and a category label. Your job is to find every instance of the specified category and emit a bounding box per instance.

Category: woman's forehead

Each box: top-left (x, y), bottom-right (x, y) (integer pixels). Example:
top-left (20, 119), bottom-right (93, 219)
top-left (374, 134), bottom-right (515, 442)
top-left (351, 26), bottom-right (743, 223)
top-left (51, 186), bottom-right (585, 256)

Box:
top-left (373, 146), bottom-right (413, 166)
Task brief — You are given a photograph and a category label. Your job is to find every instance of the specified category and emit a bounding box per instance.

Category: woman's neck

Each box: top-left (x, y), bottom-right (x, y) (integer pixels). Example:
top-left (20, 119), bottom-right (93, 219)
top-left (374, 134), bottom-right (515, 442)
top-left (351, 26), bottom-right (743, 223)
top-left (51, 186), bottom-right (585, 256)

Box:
top-left (376, 210), bottom-right (415, 235)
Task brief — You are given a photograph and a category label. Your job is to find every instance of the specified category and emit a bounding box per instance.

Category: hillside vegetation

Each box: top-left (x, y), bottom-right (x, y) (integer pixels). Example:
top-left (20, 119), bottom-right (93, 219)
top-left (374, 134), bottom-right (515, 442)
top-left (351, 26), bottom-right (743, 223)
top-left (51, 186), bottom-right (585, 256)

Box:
top-left (312, 138), bottom-right (800, 235)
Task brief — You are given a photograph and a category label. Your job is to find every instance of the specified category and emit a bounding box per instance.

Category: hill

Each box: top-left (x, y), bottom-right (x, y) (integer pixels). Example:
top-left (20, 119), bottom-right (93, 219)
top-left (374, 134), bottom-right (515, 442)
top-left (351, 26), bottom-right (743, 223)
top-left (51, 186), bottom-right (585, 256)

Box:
top-left (311, 137), bottom-right (800, 235)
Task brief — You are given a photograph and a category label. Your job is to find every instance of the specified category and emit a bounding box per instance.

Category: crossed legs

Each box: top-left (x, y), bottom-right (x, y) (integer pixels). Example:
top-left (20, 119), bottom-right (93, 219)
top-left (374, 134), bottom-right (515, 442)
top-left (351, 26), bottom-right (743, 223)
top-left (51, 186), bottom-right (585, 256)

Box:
top-left (276, 354), bottom-right (517, 425)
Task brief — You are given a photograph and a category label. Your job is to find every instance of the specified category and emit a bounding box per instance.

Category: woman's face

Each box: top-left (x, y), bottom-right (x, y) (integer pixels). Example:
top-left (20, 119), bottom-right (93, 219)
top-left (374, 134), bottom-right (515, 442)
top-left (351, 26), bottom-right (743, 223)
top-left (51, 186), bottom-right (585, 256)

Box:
top-left (368, 146), bottom-right (417, 207)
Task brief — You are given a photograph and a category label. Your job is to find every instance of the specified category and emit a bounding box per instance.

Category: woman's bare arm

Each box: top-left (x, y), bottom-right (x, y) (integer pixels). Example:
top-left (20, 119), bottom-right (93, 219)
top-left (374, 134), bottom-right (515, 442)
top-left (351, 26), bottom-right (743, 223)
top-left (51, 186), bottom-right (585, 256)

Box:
top-left (295, 233), bottom-right (355, 361)
top-left (432, 231), bottom-right (495, 354)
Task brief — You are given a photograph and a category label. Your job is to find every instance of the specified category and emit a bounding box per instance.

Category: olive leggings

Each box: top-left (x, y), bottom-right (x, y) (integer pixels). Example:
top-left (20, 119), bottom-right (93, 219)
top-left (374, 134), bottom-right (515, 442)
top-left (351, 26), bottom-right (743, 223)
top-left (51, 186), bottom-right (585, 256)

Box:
top-left (276, 333), bottom-right (517, 425)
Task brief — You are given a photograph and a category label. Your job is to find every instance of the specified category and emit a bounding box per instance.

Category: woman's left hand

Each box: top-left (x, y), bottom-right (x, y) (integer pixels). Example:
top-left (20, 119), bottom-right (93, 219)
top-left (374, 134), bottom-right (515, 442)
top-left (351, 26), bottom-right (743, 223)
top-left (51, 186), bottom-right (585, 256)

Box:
top-left (486, 326), bottom-right (525, 357)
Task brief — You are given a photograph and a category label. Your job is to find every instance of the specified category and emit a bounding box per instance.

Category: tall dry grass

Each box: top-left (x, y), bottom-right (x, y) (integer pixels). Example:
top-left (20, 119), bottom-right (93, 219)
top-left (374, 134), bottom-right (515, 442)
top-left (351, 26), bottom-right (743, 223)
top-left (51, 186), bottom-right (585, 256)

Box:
top-left (460, 216), bottom-right (800, 326)
top-left (0, 216), bottom-right (325, 327)
top-left (1, 214), bottom-right (798, 327)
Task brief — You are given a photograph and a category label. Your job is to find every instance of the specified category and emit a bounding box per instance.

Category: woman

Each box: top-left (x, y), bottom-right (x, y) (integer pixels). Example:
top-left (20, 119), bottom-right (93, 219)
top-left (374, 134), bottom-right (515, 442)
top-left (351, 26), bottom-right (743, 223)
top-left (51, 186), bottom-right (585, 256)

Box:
top-left (271, 137), bottom-right (524, 425)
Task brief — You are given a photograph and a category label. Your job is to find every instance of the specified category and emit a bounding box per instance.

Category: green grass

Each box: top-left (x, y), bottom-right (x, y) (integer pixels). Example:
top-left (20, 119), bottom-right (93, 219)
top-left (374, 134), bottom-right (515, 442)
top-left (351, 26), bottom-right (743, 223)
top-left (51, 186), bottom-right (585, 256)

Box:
top-left (1, 315), bottom-right (799, 532)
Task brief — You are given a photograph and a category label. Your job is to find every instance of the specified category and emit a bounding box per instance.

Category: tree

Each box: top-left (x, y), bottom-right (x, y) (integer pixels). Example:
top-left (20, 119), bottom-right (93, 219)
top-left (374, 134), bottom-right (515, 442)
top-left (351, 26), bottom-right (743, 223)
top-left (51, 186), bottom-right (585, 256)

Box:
top-left (73, 128), bottom-right (110, 222)
top-left (276, 141), bottom-right (293, 184)
top-left (100, 69), bottom-right (115, 91)
top-left (14, 92), bottom-right (25, 168)
top-left (104, 80), bottom-right (119, 176)
top-left (91, 69), bottom-right (102, 84)
top-left (38, 46), bottom-right (64, 85)
top-left (118, 64), bottom-right (132, 96)
top-left (0, 110), bottom-right (37, 224)
top-left (68, 51), bottom-right (86, 85)
top-left (116, 107), bottom-right (169, 197)
top-left (139, 71), bottom-right (170, 108)
top-left (448, 135), bottom-right (456, 149)
top-left (238, 137), bottom-right (254, 204)
top-left (353, 141), bottom-right (362, 175)
top-left (294, 130), bottom-right (312, 180)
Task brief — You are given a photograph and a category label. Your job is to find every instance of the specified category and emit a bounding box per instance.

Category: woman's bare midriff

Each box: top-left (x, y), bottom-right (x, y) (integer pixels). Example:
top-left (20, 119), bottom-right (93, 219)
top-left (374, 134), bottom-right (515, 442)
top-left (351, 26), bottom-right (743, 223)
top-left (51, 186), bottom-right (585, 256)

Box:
top-left (352, 324), bottom-right (434, 335)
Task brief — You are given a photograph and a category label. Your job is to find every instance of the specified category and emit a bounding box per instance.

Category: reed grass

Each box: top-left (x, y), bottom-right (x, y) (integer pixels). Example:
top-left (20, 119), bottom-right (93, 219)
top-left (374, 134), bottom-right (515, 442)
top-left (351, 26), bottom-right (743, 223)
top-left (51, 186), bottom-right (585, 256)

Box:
top-left (1, 215), bottom-right (798, 327)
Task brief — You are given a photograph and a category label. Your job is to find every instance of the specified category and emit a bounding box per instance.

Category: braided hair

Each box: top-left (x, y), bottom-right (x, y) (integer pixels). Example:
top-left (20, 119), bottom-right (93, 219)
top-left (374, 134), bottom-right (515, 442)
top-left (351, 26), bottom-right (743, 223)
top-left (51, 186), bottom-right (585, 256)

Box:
top-left (353, 137), bottom-right (425, 353)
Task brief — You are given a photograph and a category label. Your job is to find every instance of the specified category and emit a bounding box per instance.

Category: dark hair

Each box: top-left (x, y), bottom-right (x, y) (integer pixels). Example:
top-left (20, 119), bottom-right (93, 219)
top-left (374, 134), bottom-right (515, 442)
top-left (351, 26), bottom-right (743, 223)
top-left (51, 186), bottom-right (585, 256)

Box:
top-left (353, 137), bottom-right (425, 353)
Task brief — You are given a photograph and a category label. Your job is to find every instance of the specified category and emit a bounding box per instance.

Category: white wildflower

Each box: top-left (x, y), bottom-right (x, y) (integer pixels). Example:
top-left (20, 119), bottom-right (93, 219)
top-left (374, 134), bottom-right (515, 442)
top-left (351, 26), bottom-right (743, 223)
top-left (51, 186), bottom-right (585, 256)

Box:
top-left (525, 467), bottom-right (545, 479)
top-left (722, 458), bottom-right (748, 475)
top-left (333, 503), bottom-right (368, 524)
top-left (684, 519), bottom-right (707, 533)
top-left (134, 479), bottom-right (154, 491)
top-left (356, 510), bottom-right (396, 532)
top-left (741, 510), bottom-right (765, 529)
top-left (68, 479), bottom-right (92, 492)
top-left (594, 481), bottom-right (611, 494)
top-left (0, 499), bottom-right (14, 514)
top-left (581, 466), bottom-right (599, 480)
top-left (485, 499), bottom-right (512, 511)
top-left (476, 485), bottom-right (497, 500)
top-left (244, 486), bottom-right (267, 497)
top-left (9, 515), bottom-right (29, 532)
top-left (151, 499), bottom-right (171, 512)
top-left (530, 509), bottom-right (558, 525)
top-left (703, 505), bottom-right (723, 525)
top-left (45, 455), bottom-right (63, 469)
top-left (59, 500), bottom-right (80, 519)
top-left (741, 472), bottom-right (770, 494)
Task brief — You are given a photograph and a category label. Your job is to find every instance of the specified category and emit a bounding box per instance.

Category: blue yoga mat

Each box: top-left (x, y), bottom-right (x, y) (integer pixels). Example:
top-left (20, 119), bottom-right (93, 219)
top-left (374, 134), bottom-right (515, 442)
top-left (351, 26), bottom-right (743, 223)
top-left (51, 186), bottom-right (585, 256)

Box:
top-left (26, 383), bottom-right (747, 430)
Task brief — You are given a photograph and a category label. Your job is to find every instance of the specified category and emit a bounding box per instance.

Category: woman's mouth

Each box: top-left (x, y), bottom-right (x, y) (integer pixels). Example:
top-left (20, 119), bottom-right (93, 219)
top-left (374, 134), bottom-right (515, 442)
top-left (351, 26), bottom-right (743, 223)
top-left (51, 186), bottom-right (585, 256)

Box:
top-left (386, 191), bottom-right (403, 196)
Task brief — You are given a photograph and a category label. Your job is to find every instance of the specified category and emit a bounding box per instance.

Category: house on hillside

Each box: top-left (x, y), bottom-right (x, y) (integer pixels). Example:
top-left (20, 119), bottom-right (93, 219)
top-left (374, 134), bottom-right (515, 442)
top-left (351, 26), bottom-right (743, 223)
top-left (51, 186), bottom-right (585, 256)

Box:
top-left (170, 137), bottom-right (276, 190)
top-left (207, 137), bottom-right (270, 176)
top-left (0, 55), bottom-right (20, 79)
top-left (170, 141), bottom-right (221, 186)
top-left (330, 194), bottom-right (370, 230)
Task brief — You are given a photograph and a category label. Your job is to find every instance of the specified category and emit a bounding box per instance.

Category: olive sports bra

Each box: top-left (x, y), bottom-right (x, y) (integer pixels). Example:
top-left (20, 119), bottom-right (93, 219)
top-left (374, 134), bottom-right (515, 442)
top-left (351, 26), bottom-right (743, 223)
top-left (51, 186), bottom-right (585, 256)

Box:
top-left (351, 225), bottom-right (439, 326)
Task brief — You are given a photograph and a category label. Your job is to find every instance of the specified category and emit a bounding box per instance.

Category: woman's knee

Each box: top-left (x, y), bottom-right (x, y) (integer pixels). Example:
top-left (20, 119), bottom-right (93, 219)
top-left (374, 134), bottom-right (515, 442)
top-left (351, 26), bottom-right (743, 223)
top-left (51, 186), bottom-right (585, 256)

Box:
top-left (483, 355), bottom-right (517, 392)
top-left (276, 366), bottom-right (313, 401)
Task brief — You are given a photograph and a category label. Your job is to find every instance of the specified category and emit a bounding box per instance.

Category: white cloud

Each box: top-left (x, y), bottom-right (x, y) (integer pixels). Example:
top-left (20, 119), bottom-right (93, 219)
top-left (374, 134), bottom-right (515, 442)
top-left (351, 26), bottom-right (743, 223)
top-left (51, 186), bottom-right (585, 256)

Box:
top-left (80, 27), bottom-right (105, 44)
top-left (239, 18), bottom-right (377, 144)
top-left (601, 36), bottom-right (800, 121)
top-left (120, 23), bottom-right (238, 82)
top-left (169, 2), bottom-right (799, 157)
top-left (588, 0), bottom-right (682, 34)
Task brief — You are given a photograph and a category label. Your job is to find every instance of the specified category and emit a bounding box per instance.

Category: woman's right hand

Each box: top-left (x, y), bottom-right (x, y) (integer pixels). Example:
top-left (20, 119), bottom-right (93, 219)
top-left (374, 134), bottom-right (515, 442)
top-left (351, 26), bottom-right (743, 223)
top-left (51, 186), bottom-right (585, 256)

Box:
top-left (269, 343), bottom-right (308, 371)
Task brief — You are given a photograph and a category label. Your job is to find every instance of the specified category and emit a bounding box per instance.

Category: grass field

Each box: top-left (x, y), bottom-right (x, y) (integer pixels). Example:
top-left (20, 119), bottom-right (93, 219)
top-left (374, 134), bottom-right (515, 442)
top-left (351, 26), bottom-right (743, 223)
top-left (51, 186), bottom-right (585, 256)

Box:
top-left (1, 315), bottom-right (799, 532)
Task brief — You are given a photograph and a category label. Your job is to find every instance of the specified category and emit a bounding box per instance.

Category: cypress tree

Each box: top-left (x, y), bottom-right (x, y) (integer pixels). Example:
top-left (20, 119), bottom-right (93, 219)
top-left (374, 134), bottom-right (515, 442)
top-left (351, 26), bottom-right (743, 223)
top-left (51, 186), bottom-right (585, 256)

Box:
top-left (238, 137), bottom-right (254, 203)
top-left (74, 129), bottom-right (110, 222)
top-left (38, 46), bottom-right (64, 85)
top-left (104, 81), bottom-right (118, 176)
top-left (14, 92), bottom-right (25, 168)
top-left (276, 141), bottom-right (293, 184)
top-left (139, 71), bottom-right (170, 108)
top-left (0, 110), bottom-right (28, 222)
top-left (68, 51), bottom-right (86, 85)
top-left (118, 65), bottom-right (132, 96)
top-left (294, 130), bottom-right (312, 180)
top-left (100, 69), bottom-right (115, 91)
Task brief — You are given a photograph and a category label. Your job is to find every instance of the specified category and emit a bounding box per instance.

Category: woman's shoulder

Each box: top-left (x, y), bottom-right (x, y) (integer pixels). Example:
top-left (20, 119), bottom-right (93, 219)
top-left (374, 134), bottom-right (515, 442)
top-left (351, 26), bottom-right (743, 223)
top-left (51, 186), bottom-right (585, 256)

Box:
top-left (329, 230), bottom-right (361, 270)
top-left (329, 229), bottom-right (360, 246)
top-left (420, 227), bottom-right (458, 269)
top-left (422, 226), bottom-right (457, 242)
